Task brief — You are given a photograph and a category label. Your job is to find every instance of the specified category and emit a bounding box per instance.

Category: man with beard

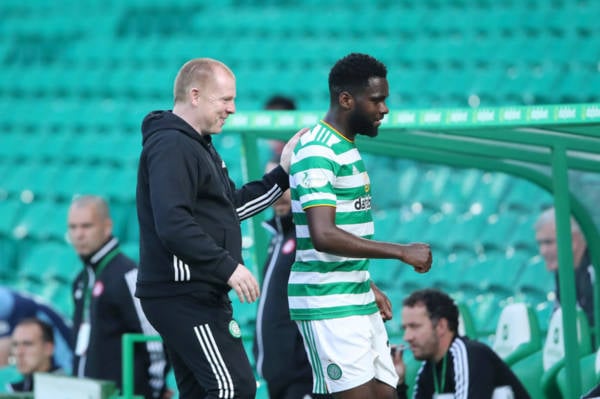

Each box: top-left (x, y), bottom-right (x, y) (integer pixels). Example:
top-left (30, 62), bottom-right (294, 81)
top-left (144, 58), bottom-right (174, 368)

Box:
top-left (395, 289), bottom-right (530, 399)
top-left (288, 53), bottom-right (432, 399)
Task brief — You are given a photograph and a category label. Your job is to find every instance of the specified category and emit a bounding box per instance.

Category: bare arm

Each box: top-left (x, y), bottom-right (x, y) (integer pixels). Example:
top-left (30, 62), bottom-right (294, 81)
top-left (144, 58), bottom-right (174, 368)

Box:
top-left (305, 206), bottom-right (432, 272)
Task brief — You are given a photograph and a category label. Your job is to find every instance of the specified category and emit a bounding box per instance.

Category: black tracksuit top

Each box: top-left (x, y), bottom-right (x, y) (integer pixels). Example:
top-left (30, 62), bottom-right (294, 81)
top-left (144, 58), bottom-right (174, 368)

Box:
top-left (136, 110), bottom-right (289, 298)
top-left (72, 237), bottom-right (159, 398)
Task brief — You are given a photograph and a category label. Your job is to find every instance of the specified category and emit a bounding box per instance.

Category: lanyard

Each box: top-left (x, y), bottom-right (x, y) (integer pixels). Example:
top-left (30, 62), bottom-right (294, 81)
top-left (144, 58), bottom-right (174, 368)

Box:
top-left (432, 354), bottom-right (448, 394)
top-left (82, 248), bottom-right (120, 323)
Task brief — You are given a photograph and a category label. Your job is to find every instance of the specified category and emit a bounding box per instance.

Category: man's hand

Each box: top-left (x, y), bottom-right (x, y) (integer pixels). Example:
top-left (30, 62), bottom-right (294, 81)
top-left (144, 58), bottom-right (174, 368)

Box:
top-left (371, 282), bottom-right (392, 321)
top-left (402, 243), bottom-right (432, 273)
top-left (391, 344), bottom-right (406, 384)
top-left (227, 264), bottom-right (260, 303)
top-left (279, 127), bottom-right (310, 173)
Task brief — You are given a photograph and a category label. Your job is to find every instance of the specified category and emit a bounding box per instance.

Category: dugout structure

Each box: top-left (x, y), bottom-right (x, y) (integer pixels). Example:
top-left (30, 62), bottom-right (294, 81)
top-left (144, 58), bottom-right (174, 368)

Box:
top-left (226, 102), bottom-right (600, 399)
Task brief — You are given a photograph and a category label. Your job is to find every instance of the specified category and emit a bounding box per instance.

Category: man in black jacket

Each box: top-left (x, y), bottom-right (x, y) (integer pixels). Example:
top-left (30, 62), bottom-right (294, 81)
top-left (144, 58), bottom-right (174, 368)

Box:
top-left (136, 58), bottom-right (305, 399)
top-left (68, 195), bottom-right (167, 399)
top-left (394, 289), bottom-right (530, 399)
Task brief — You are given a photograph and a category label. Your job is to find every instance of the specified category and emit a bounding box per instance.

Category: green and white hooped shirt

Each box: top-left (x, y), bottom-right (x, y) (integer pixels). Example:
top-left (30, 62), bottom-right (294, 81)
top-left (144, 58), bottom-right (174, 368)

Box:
top-left (288, 121), bottom-right (378, 321)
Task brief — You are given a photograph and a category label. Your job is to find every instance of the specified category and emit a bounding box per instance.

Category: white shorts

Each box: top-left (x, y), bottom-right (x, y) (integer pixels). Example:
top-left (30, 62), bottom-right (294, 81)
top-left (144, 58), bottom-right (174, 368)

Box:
top-left (296, 313), bottom-right (398, 394)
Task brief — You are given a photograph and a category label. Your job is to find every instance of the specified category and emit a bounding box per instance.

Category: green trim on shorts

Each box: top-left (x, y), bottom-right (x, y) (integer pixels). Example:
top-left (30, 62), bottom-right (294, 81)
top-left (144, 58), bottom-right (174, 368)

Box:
top-left (300, 321), bottom-right (328, 394)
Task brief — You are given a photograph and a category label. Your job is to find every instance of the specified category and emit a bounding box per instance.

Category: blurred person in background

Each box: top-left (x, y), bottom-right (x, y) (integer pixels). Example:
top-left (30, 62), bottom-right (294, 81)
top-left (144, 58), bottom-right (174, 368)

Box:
top-left (264, 95), bottom-right (298, 162)
top-left (394, 288), bottom-right (530, 399)
top-left (0, 286), bottom-right (72, 373)
top-left (6, 318), bottom-right (61, 392)
top-left (135, 58), bottom-right (306, 399)
top-left (288, 53), bottom-right (432, 399)
top-left (535, 206), bottom-right (595, 328)
top-left (68, 195), bottom-right (168, 399)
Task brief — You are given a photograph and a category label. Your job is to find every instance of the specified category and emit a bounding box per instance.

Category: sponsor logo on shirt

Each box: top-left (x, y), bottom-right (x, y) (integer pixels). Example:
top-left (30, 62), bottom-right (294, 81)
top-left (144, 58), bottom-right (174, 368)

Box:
top-left (354, 195), bottom-right (372, 210)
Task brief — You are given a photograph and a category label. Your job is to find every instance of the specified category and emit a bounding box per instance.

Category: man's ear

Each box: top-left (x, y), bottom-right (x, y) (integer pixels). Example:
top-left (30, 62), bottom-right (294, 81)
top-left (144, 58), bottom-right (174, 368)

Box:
top-left (338, 91), bottom-right (354, 110)
top-left (189, 87), bottom-right (201, 105)
top-left (435, 317), bottom-right (449, 334)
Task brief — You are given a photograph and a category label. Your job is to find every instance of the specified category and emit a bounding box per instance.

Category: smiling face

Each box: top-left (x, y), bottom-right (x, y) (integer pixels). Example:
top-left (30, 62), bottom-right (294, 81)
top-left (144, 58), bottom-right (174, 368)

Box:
top-left (348, 76), bottom-right (389, 137)
top-left (193, 66), bottom-right (236, 135)
top-left (535, 220), bottom-right (587, 272)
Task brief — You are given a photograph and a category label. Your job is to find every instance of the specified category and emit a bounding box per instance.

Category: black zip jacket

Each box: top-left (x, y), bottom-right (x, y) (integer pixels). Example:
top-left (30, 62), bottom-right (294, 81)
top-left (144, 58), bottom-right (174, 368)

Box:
top-left (253, 212), bottom-right (313, 391)
top-left (554, 249), bottom-right (595, 328)
top-left (404, 336), bottom-right (530, 399)
top-left (72, 237), bottom-right (165, 399)
top-left (135, 110), bottom-right (289, 298)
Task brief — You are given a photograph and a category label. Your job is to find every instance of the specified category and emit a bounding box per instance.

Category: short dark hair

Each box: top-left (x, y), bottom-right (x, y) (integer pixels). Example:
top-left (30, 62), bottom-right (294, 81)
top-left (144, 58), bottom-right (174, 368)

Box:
top-left (328, 53), bottom-right (387, 100)
top-left (15, 318), bottom-right (54, 344)
top-left (403, 289), bottom-right (459, 334)
top-left (264, 95), bottom-right (296, 111)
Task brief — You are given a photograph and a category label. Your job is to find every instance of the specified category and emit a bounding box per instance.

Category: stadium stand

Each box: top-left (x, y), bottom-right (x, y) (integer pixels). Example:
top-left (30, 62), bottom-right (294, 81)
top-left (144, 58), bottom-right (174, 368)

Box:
top-left (1, 1), bottom-right (599, 398)
top-left (511, 306), bottom-right (593, 399)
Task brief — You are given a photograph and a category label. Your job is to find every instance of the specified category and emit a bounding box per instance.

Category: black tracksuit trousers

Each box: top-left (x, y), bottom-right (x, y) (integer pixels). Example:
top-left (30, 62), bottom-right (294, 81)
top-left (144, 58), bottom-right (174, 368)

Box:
top-left (141, 292), bottom-right (255, 399)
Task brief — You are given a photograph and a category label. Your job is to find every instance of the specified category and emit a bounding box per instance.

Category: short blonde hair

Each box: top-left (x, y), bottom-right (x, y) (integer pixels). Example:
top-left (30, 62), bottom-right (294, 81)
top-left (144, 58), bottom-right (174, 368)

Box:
top-left (173, 58), bottom-right (233, 104)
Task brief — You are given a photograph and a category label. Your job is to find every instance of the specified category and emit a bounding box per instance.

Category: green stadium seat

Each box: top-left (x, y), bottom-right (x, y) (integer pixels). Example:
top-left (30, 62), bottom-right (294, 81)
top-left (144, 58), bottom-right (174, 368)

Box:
top-left (540, 306), bottom-right (592, 399)
top-left (556, 349), bottom-right (598, 399)
top-left (514, 255), bottom-right (555, 305)
top-left (502, 180), bottom-right (552, 215)
top-left (12, 201), bottom-right (69, 243)
top-left (462, 254), bottom-right (524, 298)
top-left (120, 241), bottom-right (140, 264)
top-left (492, 302), bottom-right (543, 366)
top-left (511, 350), bottom-right (545, 399)
top-left (475, 215), bottom-right (518, 255)
top-left (16, 242), bottom-right (78, 301)
top-left (427, 251), bottom-right (475, 294)
top-left (369, 259), bottom-right (402, 290)
top-left (47, 284), bottom-right (75, 319)
top-left (457, 302), bottom-right (478, 338)
top-left (463, 292), bottom-right (506, 337)
top-left (36, 242), bottom-right (81, 285)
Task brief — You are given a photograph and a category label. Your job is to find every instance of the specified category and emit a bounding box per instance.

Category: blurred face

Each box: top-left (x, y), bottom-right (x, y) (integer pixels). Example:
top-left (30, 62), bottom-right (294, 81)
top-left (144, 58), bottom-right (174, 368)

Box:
top-left (12, 324), bottom-right (53, 375)
top-left (67, 204), bottom-right (112, 257)
top-left (536, 222), bottom-right (559, 271)
top-left (536, 221), bottom-right (586, 271)
top-left (348, 76), bottom-right (389, 138)
top-left (401, 304), bottom-right (440, 361)
top-left (273, 189), bottom-right (292, 216)
top-left (194, 67), bottom-right (236, 134)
